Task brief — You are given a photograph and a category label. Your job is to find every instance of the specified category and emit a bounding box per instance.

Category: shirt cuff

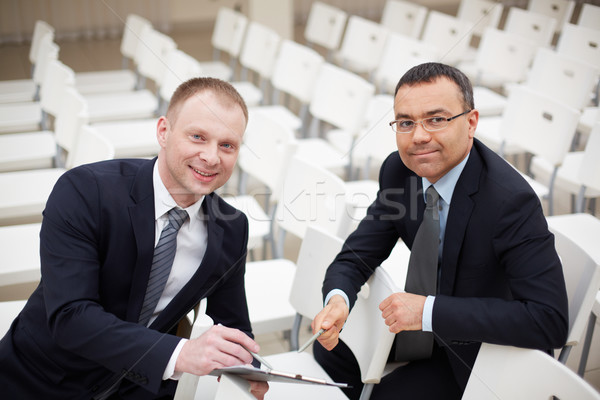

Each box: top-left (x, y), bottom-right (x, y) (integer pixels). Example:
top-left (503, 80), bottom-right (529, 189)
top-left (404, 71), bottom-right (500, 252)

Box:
top-left (422, 295), bottom-right (435, 332)
top-left (163, 338), bottom-right (188, 380)
top-left (324, 289), bottom-right (350, 308)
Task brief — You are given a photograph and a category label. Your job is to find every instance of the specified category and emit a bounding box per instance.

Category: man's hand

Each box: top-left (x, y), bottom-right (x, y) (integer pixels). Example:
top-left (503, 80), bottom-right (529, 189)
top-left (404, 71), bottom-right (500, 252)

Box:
top-left (379, 292), bottom-right (426, 333)
top-left (312, 295), bottom-right (349, 351)
top-left (248, 380), bottom-right (269, 399)
top-left (175, 324), bottom-right (258, 376)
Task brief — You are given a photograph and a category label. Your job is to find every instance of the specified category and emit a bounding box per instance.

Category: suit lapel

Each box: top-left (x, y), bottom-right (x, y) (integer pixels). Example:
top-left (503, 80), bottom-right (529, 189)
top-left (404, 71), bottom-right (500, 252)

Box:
top-left (439, 147), bottom-right (481, 294)
top-left (126, 159), bottom-right (157, 322)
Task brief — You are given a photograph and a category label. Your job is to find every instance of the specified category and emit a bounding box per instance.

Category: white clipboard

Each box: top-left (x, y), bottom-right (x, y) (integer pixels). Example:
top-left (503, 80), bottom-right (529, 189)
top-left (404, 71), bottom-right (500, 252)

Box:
top-left (209, 365), bottom-right (349, 387)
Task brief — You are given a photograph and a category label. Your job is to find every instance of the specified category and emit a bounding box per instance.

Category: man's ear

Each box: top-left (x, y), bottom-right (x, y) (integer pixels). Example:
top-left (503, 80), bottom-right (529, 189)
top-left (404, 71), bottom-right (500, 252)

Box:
top-left (467, 109), bottom-right (479, 139)
top-left (156, 116), bottom-right (169, 148)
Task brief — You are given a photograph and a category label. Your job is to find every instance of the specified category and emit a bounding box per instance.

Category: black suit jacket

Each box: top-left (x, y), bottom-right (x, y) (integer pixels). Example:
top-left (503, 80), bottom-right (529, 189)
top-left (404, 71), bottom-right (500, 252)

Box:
top-left (323, 139), bottom-right (569, 388)
top-left (0, 158), bottom-right (252, 399)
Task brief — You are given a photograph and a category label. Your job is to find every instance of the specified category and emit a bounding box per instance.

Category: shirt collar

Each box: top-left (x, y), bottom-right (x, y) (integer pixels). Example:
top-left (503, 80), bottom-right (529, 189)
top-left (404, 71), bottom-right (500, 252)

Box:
top-left (153, 162), bottom-right (205, 229)
top-left (422, 153), bottom-right (470, 205)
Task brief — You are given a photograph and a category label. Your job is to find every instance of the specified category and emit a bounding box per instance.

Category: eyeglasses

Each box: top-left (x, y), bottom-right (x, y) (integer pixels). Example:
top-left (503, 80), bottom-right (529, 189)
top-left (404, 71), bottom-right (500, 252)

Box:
top-left (389, 110), bottom-right (472, 134)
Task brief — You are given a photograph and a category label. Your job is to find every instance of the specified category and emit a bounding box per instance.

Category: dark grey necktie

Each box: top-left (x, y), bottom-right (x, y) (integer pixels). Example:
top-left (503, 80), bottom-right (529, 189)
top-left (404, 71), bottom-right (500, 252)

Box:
top-left (138, 207), bottom-right (189, 326)
top-left (395, 185), bottom-right (440, 361)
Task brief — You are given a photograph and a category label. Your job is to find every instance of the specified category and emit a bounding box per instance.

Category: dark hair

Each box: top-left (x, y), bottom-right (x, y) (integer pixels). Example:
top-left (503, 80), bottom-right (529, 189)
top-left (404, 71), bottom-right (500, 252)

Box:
top-left (394, 62), bottom-right (474, 110)
top-left (166, 77), bottom-right (248, 124)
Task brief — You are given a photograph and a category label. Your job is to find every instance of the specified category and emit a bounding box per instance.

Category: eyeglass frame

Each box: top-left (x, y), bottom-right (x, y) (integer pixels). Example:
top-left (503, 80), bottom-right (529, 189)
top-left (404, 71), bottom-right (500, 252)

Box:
top-left (389, 110), bottom-right (472, 134)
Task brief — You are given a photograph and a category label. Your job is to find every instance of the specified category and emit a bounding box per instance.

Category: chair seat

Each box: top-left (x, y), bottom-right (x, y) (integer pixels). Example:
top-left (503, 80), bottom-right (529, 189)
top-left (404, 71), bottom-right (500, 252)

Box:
top-left (0, 131), bottom-right (55, 172)
top-left (85, 90), bottom-right (158, 123)
top-left (345, 179), bottom-right (379, 233)
top-left (250, 105), bottom-right (302, 132)
top-left (475, 116), bottom-right (524, 155)
top-left (197, 61), bottom-right (233, 82)
top-left (0, 223), bottom-right (41, 286)
top-left (473, 86), bottom-right (507, 117)
top-left (0, 168), bottom-right (65, 224)
top-left (0, 101), bottom-right (42, 134)
top-left (295, 138), bottom-right (349, 173)
top-left (531, 152), bottom-right (600, 197)
top-left (0, 79), bottom-right (36, 104)
top-left (244, 258), bottom-right (297, 335)
top-left (0, 300), bottom-right (28, 337)
top-left (93, 119), bottom-right (160, 158)
top-left (578, 107), bottom-right (599, 137)
top-left (231, 82), bottom-right (262, 107)
top-left (222, 195), bottom-right (271, 250)
top-left (75, 69), bottom-right (137, 94)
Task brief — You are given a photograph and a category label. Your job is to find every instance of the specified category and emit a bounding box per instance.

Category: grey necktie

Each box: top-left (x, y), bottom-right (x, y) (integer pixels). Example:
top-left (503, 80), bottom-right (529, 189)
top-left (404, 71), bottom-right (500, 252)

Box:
top-left (394, 185), bottom-right (440, 361)
top-left (138, 207), bottom-right (189, 327)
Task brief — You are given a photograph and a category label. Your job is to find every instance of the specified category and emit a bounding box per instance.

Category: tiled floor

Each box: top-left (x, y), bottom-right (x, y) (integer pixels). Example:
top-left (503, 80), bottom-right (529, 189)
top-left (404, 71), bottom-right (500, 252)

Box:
top-left (1, 12), bottom-right (599, 393)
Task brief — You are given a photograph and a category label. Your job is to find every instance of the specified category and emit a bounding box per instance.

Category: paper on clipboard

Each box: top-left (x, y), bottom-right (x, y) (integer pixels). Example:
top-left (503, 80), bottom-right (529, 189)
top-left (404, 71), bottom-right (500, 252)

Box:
top-left (209, 365), bottom-right (349, 388)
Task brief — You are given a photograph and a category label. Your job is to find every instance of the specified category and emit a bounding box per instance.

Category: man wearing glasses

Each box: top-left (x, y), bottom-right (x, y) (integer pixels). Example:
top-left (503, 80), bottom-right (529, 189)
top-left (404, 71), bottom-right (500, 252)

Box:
top-left (311, 63), bottom-right (568, 399)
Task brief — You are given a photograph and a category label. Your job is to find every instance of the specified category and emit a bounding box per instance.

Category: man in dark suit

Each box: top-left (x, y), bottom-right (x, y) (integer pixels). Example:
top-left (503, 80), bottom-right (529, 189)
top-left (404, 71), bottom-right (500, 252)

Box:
top-left (0, 78), bottom-right (268, 399)
top-left (312, 63), bottom-right (569, 399)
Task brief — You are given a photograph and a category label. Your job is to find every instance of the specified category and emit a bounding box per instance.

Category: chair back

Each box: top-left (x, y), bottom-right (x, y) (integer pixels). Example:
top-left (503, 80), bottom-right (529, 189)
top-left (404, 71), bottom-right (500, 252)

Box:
top-left (270, 40), bottom-right (324, 104)
top-left (557, 23), bottom-right (600, 67)
top-left (238, 21), bottom-right (281, 79)
top-left (54, 87), bottom-right (89, 153)
top-left (39, 59), bottom-right (76, 118)
top-left (527, 0), bottom-right (575, 33)
top-left (579, 123), bottom-right (600, 194)
top-left (500, 85), bottom-right (580, 166)
top-left (66, 125), bottom-right (115, 169)
top-left (309, 63), bottom-right (374, 136)
top-left (239, 110), bottom-right (297, 201)
top-left (32, 33), bottom-right (59, 87)
top-left (275, 156), bottom-right (350, 240)
top-left (380, 0), bottom-right (428, 38)
top-left (463, 343), bottom-right (600, 400)
top-left (456, 0), bottom-right (503, 37)
top-left (577, 3), bottom-right (600, 30)
top-left (158, 49), bottom-right (202, 107)
top-left (134, 26), bottom-right (177, 86)
top-left (304, 2), bottom-right (348, 54)
top-left (374, 32), bottom-right (439, 94)
top-left (340, 268), bottom-right (398, 384)
top-left (527, 47), bottom-right (599, 111)
top-left (29, 20), bottom-right (55, 65)
top-left (420, 10), bottom-right (474, 65)
top-left (289, 225), bottom-right (344, 321)
top-left (211, 7), bottom-right (248, 58)
top-left (120, 14), bottom-right (152, 60)
top-left (504, 7), bottom-right (557, 47)
top-left (337, 15), bottom-right (389, 75)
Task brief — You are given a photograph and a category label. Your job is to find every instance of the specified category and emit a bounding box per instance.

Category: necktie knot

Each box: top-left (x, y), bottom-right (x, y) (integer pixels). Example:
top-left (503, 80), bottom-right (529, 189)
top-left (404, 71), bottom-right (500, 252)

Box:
top-left (425, 186), bottom-right (439, 210)
top-left (167, 208), bottom-right (189, 231)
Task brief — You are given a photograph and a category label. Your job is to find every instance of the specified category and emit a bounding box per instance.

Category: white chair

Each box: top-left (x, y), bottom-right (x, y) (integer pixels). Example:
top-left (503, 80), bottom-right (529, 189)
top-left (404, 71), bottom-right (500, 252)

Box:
top-left (0, 223), bottom-right (42, 292)
top-left (0, 20), bottom-right (54, 104)
top-left (303, 2), bottom-right (348, 61)
top-left (462, 343), bottom-right (600, 400)
top-left (197, 7), bottom-right (248, 81)
top-left (244, 225), bottom-right (343, 341)
top-left (231, 21), bottom-right (281, 107)
top-left (0, 300), bottom-right (28, 337)
top-left (262, 267), bottom-right (399, 400)
top-left (503, 7), bottom-right (557, 48)
top-left (335, 15), bottom-right (389, 78)
top-left (577, 3), bottom-right (600, 31)
top-left (456, 0), bottom-right (503, 38)
top-left (0, 125), bottom-right (115, 226)
top-left (255, 39), bottom-right (325, 135)
top-left (302, 63), bottom-right (375, 176)
top-left (373, 33), bottom-right (440, 95)
top-left (420, 10), bottom-right (474, 66)
top-left (556, 23), bottom-right (600, 68)
top-left (527, 0), bottom-right (575, 34)
top-left (380, 0), bottom-right (428, 39)
top-left (476, 85), bottom-right (580, 215)
top-left (273, 156), bottom-right (352, 259)
top-left (74, 14), bottom-right (151, 94)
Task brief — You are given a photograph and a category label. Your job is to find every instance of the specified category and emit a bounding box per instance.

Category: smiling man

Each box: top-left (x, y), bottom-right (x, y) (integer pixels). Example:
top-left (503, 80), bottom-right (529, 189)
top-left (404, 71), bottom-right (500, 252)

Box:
top-left (0, 78), bottom-right (268, 399)
top-left (311, 63), bottom-right (568, 399)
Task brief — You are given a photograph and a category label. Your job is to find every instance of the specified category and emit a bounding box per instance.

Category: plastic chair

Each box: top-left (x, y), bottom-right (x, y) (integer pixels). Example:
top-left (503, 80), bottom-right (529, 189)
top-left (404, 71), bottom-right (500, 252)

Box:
top-left (577, 3), bottom-right (600, 30)
top-left (262, 266), bottom-right (398, 400)
top-left (0, 20), bottom-right (54, 104)
top-left (503, 7), bottom-right (557, 48)
top-left (556, 23), bottom-right (600, 68)
top-left (231, 21), bottom-right (282, 107)
top-left (462, 343), bottom-right (600, 400)
top-left (335, 15), bottom-right (389, 78)
top-left (373, 33), bottom-right (439, 95)
top-left (0, 125), bottom-right (115, 226)
top-left (303, 2), bottom-right (348, 61)
top-left (527, 0), bottom-right (575, 34)
top-left (456, 0), bottom-right (503, 37)
top-left (420, 10), bottom-right (474, 66)
top-left (380, 0), bottom-right (428, 39)
top-left (197, 7), bottom-right (248, 82)
top-left (74, 14), bottom-right (151, 94)
top-left (0, 300), bottom-right (28, 337)
top-left (254, 39), bottom-right (325, 135)
top-left (273, 156), bottom-right (352, 259)
top-left (0, 223), bottom-right (42, 293)
top-left (476, 85), bottom-right (580, 215)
